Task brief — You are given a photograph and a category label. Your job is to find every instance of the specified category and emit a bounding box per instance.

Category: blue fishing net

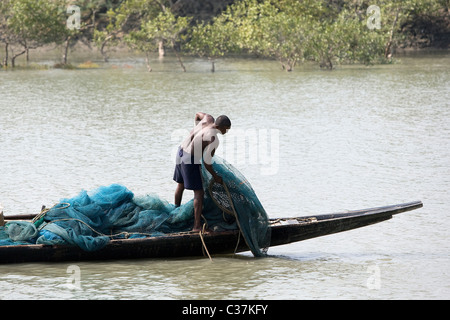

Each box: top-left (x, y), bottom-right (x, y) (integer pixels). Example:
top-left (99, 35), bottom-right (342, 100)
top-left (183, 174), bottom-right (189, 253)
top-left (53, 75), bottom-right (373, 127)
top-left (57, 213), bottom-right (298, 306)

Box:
top-left (202, 157), bottom-right (271, 256)
top-left (0, 156), bottom-right (270, 256)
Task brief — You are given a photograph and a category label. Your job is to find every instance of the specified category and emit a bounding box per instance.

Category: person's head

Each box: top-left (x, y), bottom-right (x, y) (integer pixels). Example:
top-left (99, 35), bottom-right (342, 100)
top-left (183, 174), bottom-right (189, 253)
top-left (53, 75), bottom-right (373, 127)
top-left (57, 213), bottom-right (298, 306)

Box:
top-left (215, 115), bottom-right (231, 134)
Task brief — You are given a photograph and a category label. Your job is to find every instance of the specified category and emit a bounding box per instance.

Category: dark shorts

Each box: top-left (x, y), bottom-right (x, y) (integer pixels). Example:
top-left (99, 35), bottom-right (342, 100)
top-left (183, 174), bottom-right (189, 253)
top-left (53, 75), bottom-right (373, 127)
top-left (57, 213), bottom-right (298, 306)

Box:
top-left (173, 148), bottom-right (203, 190)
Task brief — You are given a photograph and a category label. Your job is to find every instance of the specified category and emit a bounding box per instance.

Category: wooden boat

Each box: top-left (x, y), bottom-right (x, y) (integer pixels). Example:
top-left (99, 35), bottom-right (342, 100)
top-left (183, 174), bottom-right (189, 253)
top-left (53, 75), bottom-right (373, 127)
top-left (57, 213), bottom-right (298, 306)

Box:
top-left (0, 201), bottom-right (422, 264)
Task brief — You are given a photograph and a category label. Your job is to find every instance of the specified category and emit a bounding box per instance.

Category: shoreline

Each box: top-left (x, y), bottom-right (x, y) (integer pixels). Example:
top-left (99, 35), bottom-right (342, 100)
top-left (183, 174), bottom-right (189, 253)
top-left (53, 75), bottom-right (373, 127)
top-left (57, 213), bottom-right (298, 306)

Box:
top-left (1, 41), bottom-right (448, 71)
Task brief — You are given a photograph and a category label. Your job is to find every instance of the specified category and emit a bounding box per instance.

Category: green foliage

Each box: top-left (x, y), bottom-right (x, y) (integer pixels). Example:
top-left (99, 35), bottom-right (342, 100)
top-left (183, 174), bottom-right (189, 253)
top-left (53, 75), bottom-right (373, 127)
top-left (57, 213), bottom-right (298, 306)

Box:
top-left (186, 14), bottom-right (238, 59)
top-left (141, 10), bottom-right (191, 45)
top-left (124, 9), bottom-right (191, 71)
top-left (184, 0), bottom-right (448, 70)
top-left (199, 0), bottom-right (388, 70)
top-left (1, 0), bottom-right (448, 70)
top-left (8, 0), bottom-right (67, 47)
top-left (1, 0), bottom-right (68, 66)
top-left (255, 5), bottom-right (311, 70)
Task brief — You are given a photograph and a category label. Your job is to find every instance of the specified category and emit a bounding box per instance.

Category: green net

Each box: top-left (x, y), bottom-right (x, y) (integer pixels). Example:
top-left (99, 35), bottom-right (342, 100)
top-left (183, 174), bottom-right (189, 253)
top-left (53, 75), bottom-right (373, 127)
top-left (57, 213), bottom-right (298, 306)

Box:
top-left (202, 156), bottom-right (271, 256)
top-left (0, 156), bottom-right (271, 257)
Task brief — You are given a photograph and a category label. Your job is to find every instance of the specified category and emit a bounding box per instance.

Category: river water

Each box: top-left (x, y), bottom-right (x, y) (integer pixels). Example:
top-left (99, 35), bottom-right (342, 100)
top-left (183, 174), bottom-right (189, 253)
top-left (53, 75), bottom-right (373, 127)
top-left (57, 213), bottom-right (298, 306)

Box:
top-left (0, 51), bottom-right (449, 300)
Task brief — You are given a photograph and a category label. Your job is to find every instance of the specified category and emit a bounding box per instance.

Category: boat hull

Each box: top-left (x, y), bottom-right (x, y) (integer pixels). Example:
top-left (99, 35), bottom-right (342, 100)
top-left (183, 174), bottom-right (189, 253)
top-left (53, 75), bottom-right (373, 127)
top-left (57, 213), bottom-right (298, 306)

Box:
top-left (0, 201), bottom-right (422, 264)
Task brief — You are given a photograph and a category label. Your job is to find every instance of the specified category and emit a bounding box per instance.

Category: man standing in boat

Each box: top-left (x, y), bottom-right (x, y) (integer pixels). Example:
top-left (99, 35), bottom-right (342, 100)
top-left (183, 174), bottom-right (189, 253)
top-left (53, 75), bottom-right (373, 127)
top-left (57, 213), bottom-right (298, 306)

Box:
top-left (174, 112), bottom-right (231, 232)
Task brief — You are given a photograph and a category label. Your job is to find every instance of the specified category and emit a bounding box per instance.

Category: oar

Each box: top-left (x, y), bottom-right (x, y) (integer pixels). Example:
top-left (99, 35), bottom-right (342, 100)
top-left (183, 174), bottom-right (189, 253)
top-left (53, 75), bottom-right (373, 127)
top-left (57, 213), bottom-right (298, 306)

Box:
top-left (0, 203), bottom-right (4, 226)
top-left (1, 204), bottom-right (42, 222)
top-left (3, 214), bottom-right (38, 221)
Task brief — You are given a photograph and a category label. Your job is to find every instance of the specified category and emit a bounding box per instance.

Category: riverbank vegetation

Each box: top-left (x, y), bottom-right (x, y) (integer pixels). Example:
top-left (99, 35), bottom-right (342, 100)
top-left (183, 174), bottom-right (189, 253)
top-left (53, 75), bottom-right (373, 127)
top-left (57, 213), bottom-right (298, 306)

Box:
top-left (1, 0), bottom-right (448, 71)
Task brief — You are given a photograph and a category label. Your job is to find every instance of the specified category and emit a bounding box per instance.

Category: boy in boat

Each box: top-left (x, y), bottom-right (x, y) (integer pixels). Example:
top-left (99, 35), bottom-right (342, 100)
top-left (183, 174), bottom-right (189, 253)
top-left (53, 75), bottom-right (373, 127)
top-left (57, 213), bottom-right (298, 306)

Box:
top-left (174, 112), bottom-right (231, 232)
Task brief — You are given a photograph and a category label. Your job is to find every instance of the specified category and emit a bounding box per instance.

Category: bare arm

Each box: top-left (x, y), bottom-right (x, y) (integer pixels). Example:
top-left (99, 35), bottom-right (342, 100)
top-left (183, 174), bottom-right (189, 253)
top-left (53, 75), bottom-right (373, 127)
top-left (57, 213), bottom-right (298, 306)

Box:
top-left (195, 112), bottom-right (214, 126)
top-left (203, 160), bottom-right (222, 184)
top-left (203, 136), bottom-right (222, 184)
top-left (195, 112), bottom-right (206, 126)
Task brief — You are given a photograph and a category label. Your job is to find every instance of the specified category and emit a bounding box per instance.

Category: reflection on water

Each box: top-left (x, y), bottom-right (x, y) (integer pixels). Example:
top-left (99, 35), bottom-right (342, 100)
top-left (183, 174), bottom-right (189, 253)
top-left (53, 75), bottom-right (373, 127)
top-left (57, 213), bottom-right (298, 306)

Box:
top-left (0, 52), bottom-right (449, 299)
top-left (0, 256), bottom-right (385, 299)
top-left (1, 252), bottom-right (443, 299)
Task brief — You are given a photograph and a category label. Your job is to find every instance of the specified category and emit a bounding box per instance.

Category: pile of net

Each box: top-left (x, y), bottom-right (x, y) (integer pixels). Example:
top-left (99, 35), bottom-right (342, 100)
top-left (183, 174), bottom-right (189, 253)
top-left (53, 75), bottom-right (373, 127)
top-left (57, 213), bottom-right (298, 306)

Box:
top-left (0, 156), bottom-right (271, 257)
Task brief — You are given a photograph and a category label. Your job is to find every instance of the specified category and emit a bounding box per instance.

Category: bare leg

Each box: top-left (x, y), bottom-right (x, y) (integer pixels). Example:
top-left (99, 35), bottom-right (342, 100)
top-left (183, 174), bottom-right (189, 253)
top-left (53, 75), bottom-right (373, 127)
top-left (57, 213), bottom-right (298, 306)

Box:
top-left (175, 183), bottom-right (184, 207)
top-left (193, 189), bottom-right (204, 232)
